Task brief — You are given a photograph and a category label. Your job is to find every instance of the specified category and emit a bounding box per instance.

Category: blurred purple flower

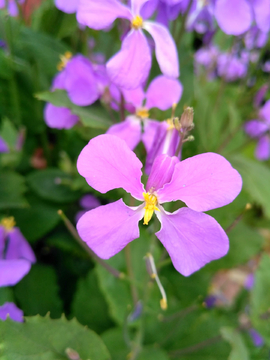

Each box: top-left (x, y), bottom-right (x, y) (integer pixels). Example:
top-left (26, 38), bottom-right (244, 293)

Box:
top-left (0, 136), bottom-right (9, 153)
top-left (76, 134), bottom-right (242, 276)
top-left (245, 100), bottom-right (270, 161)
top-left (77, 0), bottom-right (179, 89)
top-left (254, 84), bottom-right (268, 108)
top-left (245, 26), bottom-right (268, 50)
top-left (0, 302), bottom-right (23, 322)
top-left (249, 329), bottom-right (264, 347)
top-left (194, 45), bottom-right (219, 80)
top-left (55, 0), bottom-right (78, 14)
top-left (0, 217), bottom-right (36, 287)
top-left (244, 273), bottom-right (254, 290)
top-left (107, 75), bottom-right (182, 151)
top-left (75, 194), bottom-right (101, 223)
top-left (217, 52), bottom-right (248, 82)
top-left (0, 0), bottom-right (25, 17)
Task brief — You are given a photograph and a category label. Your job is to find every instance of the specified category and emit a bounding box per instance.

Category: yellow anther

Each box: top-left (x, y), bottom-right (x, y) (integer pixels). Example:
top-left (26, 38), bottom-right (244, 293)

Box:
top-left (160, 298), bottom-right (167, 310)
top-left (136, 107), bottom-right (149, 119)
top-left (143, 192), bottom-right (159, 225)
top-left (1, 217), bottom-right (16, 231)
top-left (131, 15), bottom-right (143, 29)
top-left (166, 118), bottom-right (175, 130)
top-left (57, 51), bottom-right (72, 71)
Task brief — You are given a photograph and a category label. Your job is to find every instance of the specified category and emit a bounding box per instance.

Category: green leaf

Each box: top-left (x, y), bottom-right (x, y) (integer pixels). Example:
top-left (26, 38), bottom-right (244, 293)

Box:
top-left (11, 195), bottom-right (60, 243)
top-left (36, 90), bottom-right (112, 129)
top-left (0, 171), bottom-right (27, 209)
top-left (0, 315), bottom-right (111, 360)
top-left (27, 168), bottom-right (81, 203)
top-left (250, 254), bottom-right (270, 344)
top-left (230, 155), bottom-right (270, 218)
top-left (220, 327), bottom-right (250, 360)
top-left (101, 328), bottom-right (128, 360)
top-left (137, 348), bottom-right (170, 360)
top-left (0, 117), bottom-right (18, 149)
top-left (0, 287), bottom-right (14, 306)
top-left (71, 270), bottom-right (113, 333)
top-left (14, 264), bottom-right (63, 318)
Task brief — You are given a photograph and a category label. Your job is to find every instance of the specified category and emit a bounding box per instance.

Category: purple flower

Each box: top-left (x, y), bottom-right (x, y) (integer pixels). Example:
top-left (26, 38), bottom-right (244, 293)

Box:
top-left (0, 0), bottom-right (25, 17)
top-left (217, 52), bottom-right (248, 82)
top-left (76, 134), bottom-right (242, 276)
top-left (244, 273), bottom-right (254, 290)
top-left (0, 136), bottom-right (9, 153)
top-left (75, 194), bottom-right (101, 222)
top-left (0, 302), bottom-right (23, 322)
top-left (214, 0), bottom-right (270, 35)
top-left (244, 26), bottom-right (268, 50)
top-left (249, 329), bottom-right (264, 347)
top-left (245, 100), bottom-right (270, 161)
top-left (77, 0), bottom-right (179, 89)
top-left (0, 217), bottom-right (36, 287)
top-left (194, 45), bottom-right (219, 80)
top-left (107, 75), bottom-right (182, 151)
top-left (55, 0), bottom-right (78, 14)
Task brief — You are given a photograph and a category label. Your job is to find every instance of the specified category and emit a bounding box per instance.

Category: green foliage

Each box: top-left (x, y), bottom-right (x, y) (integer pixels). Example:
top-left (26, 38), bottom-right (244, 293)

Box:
top-left (0, 171), bottom-right (27, 209)
top-left (250, 254), bottom-right (270, 345)
top-left (14, 264), bottom-right (63, 318)
top-left (220, 327), bottom-right (250, 360)
top-left (0, 315), bottom-right (111, 360)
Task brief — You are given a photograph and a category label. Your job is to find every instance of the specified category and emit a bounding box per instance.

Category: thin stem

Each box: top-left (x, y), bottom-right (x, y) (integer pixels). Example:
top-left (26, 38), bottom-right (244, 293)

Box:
top-left (225, 203), bottom-right (252, 234)
top-left (58, 210), bottom-right (122, 279)
top-left (169, 335), bottom-right (222, 357)
top-left (124, 243), bottom-right (139, 305)
top-left (175, 0), bottom-right (193, 47)
top-left (120, 93), bottom-right (125, 122)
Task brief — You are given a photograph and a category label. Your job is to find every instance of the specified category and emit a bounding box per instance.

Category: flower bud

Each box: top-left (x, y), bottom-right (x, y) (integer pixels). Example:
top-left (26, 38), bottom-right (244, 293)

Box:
top-left (180, 107), bottom-right (194, 130)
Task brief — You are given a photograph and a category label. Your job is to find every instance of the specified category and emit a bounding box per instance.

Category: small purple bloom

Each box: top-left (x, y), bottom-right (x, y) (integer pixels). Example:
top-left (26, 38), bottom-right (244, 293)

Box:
top-left (217, 52), bottom-right (248, 82)
top-left (0, 0), bottom-right (25, 17)
top-left (244, 273), bottom-right (254, 290)
top-left (75, 194), bottom-right (101, 223)
top-left (55, 0), bottom-right (78, 14)
top-left (0, 302), bottom-right (23, 322)
top-left (249, 329), bottom-right (264, 347)
top-left (204, 295), bottom-right (218, 309)
top-left (0, 136), bottom-right (9, 153)
top-left (77, 0), bottom-right (179, 89)
top-left (0, 217), bottom-right (36, 287)
top-left (76, 134), bottom-right (242, 276)
top-left (245, 100), bottom-right (270, 161)
top-left (107, 75), bottom-right (182, 151)
top-left (194, 45), bottom-right (219, 80)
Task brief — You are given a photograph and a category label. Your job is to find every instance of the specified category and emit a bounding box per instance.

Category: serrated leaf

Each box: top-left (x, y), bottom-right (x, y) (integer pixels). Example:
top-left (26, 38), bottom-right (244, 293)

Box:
top-left (230, 155), bottom-right (270, 218)
top-left (71, 270), bottom-right (113, 333)
top-left (36, 90), bottom-right (112, 129)
top-left (220, 327), bottom-right (250, 360)
top-left (0, 171), bottom-right (27, 209)
top-left (250, 254), bottom-right (270, 345)
top-left (0, 315), bottom-right (111, 360)
top-left (27, 168), bottom-right (81, 203)
top-left (14, 264), bottom-right (63, 318)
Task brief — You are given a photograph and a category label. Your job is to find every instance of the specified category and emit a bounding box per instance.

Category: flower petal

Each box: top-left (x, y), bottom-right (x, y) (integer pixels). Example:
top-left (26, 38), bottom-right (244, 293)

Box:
top-left (0, 259), bottom-right (31, 287)
top-left (106, 116), bottom-right (142, 150)
top-left (244, 120), bottom-right (268, 138)
top-left (77, 134), bottom-right (145, 200)
top-left (145, 75), bottom-right (183, 110)
top-left (5, 228), bottom-right (36, 263)
top-left (259, 99), bottom-right (270, 124)
top-left (157, 153), bottom-right (242, 211)
top-left (107, 30), bottom-right (151, 89)
top-left (44, 104), bottom-right (79, 129)
top-left (55, 0), bottom-right (78, 13)
top-left (255, 135), bottom-right (270, 161)
top-left (156, 207), bottom-right (229, 276)
top-left (65, 56), bottom-right (99, 106)
top-left (0, 302), bottom-right (23, 322)
top-left (252, 0), bottom-right (270, 33)
top-left (214, 0), bottom-right (252, 35)
top-left (131, 0), bottom-right (150, 15)
top-left (141, 119), bottom-right (160, 153)
top-left (0, 136), bottom-right (9, 153)
top-left (76, 0), bottom-right (132, 29)
top-left (143, 21), bottom-right (179, 78)
top-left (77, 200), bottom-right (144, 259)
top-left (122, 86), bottom-right (145, 108)
top-left (146, 154), bottom-right (179, 192)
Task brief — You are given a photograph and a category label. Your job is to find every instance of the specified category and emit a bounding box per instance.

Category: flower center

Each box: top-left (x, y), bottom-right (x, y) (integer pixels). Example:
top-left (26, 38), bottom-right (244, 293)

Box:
top-left (57, 51), bottom-right (72, 71)
top-left (143, 192), bottom-right (160, 225)
top-left (1, 216), bottom-right (15, 231)
top-left (136, 107), bottom-right (149, 119)
top-left (131, 15), bottom-right (143, 30)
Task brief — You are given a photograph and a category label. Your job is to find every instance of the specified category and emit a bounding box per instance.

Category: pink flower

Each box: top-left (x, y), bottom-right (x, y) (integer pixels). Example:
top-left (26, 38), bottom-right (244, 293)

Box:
top-left (76, 134), bottom-right (242, 276)
top-left (77, 0), bottom-right (179, 89)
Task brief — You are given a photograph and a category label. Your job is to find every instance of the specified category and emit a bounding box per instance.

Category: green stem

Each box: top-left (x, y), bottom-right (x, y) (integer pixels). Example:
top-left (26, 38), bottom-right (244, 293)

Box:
top-left (175, 0), bottom-right (193, 47)
top-left (124, 243), bottom-right (139, 305)
top-left (58, 210), bottom-right (122, 279)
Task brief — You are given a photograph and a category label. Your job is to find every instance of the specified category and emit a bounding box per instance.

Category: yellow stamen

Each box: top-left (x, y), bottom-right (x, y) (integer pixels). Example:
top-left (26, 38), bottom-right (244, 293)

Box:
top-left (1, 217), bottom-right (16, 231)
top-left (57, 51), bottom-right (72, 71)
top-left (166, 118), bottom-right (175, 130)
top-left (131, 15), bottom-right (143, 30)
top-left (143, 192), bottom-right (159, 225)
top-left (136, 107), bottom-right (149, 119)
